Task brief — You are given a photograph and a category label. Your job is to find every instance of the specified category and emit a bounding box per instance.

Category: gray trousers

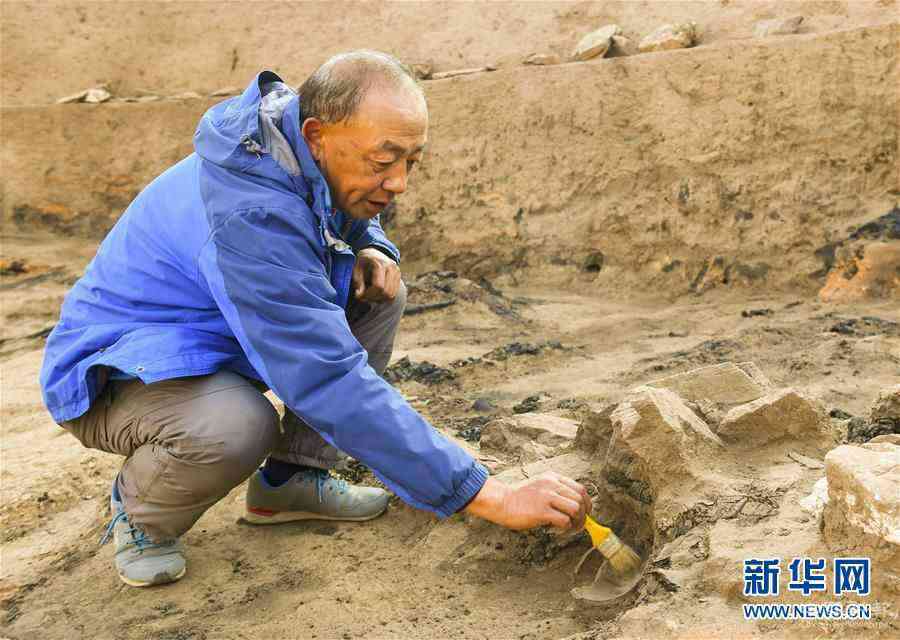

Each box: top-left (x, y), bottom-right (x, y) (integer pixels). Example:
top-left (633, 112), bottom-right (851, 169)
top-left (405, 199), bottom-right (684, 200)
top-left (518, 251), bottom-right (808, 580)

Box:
top-left (63, 283), bottom-right (406, 541)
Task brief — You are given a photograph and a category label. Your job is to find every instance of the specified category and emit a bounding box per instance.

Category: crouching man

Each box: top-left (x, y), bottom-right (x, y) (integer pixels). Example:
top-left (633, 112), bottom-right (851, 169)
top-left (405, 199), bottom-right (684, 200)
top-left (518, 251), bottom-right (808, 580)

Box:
top-left (40, 51), bottom-right (592, 587)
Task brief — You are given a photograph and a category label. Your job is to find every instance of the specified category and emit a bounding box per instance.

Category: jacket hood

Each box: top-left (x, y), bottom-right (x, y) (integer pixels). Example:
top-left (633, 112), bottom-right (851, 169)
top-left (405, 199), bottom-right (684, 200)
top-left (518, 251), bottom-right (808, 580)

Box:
top-left (193, 71), bottom-right (332, 216)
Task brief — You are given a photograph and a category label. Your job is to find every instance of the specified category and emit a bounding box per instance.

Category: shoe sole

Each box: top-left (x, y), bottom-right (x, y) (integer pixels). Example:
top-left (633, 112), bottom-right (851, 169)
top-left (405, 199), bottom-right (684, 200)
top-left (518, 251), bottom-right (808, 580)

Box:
top-left (118, 565), bottom-right (187, 588)
top-left (243, 506), bottom-right (387, 525)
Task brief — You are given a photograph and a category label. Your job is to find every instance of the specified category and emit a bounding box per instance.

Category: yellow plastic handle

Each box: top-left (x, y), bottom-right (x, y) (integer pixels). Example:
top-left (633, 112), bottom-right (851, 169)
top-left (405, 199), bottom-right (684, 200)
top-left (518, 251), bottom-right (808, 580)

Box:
top-left (584, 514), bottom-right (612, 548)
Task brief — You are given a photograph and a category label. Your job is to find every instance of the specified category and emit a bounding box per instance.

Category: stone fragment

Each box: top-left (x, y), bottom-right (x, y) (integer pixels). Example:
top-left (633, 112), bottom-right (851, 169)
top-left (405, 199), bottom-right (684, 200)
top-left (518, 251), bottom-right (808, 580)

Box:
top-left (523, 53), bottom-right (560, 66)
top-left (645, 362), bottom-right (768, 407)
top-left (209, 86), bottom-right (240, 97)
top-left (572, 25), bottom-right (620, 61)
top-left (754, 16), bottom-right (804, 38)
top-left (136, 95), bottom-right (160, 103)
top-left (799, 477), bottom-right (829, 517)
top-left (430, 66), bottom-right (496, 80)
top-left (410, 63), bottom-right (433, 80)
top-left (870, 434), bottom-right (900, 446)
top-left (84, 87), bottom-right (112, 103)
top-left (823, 442), bottom-right (900, 591)
top-left (717, 388), bottom-right (828, 447)
top-left (638, 22), bottom-right (698, 53)
top-left (608, 35), bottom-right (637, 57)
top-left (480, 413), bottom-right (578, 459)
top-left (169, 91), bottom-right (203, 100)
top-left (56, 90), bottom-right (88, 104)
top-left (57, 86), bottom-right (111, 104)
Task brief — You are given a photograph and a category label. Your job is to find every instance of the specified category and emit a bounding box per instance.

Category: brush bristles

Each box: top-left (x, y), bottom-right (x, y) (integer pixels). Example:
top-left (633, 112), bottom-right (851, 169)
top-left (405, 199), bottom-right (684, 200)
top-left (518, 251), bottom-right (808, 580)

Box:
top-left (597, 532), bottom-right (642, 576)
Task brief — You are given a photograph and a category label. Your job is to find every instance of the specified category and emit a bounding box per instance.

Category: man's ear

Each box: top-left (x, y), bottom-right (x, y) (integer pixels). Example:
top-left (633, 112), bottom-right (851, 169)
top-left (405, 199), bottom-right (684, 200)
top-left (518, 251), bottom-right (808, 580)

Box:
top-left (301, 117), bottom-right (324, 162)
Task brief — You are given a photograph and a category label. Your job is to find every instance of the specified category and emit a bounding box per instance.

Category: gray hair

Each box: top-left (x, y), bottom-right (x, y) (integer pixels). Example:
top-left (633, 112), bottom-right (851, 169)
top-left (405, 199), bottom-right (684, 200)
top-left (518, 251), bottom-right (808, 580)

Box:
top-left (299, 50), bottom-right (423, 124)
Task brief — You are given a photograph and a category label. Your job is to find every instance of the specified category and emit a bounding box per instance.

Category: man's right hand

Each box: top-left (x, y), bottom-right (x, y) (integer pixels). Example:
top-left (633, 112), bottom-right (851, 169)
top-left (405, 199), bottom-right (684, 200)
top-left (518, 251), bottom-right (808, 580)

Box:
top-left (463, 473), bottom-right (592, 531)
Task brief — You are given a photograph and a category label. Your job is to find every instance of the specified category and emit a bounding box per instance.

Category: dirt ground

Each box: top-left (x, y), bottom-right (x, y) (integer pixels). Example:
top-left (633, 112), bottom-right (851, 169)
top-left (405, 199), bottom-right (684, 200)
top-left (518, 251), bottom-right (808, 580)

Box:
top-left (2, 1), bottom-right (899, 639)
top-left (2, 231), bottom-right (898, 639)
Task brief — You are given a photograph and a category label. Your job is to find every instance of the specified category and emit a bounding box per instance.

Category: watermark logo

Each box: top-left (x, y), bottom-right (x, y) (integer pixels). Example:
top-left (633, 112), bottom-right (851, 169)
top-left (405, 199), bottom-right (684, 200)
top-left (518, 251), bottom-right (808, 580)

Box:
top-left (834, 558), bottom-right (870, 597)
top-left (742, 557), bottom-right (876, 622)
top-left (743, 558), bottom-right (780, 597)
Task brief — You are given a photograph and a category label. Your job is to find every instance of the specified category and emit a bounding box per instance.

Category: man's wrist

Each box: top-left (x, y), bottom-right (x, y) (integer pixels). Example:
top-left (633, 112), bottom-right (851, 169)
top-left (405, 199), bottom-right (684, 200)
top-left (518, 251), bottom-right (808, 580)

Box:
top-left (361, 244), bottom-right (399, 264)
top-left (463, 477), bottom-right (508, 522)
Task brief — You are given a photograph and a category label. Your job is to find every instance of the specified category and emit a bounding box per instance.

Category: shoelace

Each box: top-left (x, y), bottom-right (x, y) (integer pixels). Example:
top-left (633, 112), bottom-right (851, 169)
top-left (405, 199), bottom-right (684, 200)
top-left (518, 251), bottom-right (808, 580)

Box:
top-left (307, 469), bottom-right (348, 503)
top-left (99, 510), bottom-right (170, 553)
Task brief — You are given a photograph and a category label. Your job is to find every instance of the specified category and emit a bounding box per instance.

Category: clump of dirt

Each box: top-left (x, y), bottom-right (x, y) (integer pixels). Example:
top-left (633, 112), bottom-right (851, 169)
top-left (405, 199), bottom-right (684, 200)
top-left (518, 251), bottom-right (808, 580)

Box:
top-left (383, 356), bottom-right (456, 385)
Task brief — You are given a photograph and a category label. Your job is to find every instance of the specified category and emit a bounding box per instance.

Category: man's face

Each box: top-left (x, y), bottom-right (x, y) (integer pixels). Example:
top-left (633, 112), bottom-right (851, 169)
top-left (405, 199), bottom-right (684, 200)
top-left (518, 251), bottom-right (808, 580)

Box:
top-left (302, 85), bottom-right (428, 220)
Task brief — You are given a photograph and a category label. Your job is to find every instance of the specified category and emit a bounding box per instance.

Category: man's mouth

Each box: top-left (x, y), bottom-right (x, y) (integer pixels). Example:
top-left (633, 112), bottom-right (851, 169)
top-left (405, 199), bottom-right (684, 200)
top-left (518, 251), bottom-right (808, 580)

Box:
top-left (367, 200), bottom-right (389, 209)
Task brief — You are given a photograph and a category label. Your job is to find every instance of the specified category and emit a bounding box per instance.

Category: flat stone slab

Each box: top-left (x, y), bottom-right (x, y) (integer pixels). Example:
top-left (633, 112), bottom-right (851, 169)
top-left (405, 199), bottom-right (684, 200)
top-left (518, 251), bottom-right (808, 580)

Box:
top-left (717, 388), bottom-right (826, 446)
top-left (644, 362), bottom-right (769, 406)
top-left (495, 452), bottom-right (592, 485)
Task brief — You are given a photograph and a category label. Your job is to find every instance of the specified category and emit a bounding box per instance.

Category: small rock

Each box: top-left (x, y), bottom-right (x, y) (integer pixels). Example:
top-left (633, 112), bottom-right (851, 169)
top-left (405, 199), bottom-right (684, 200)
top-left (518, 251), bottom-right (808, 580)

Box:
top-left (136, 95), bottom-right (160, 103)
top-left (741, 308), bottom-right (773, 318)
top-left (170, 91), bottom-right (203, 100)
top-left (457, 416), bottom-right (491, 443)
top-left (472, 398), bottom-right (496, 413)
top-left (638, 22), bottom-right (698, 53)
top-left (430, 66), bottom-right (497, 80)
top-left (513, 394), bottom-right (543, 414)
top-left (410, 63), bottom-right (433, 80)
top-left (84, 87), bottom-right (112, 103)
top-left (572, 25), bottom-right (621, 61)
top-left (754, 16), bottom-right (804, 38)
top-left (209, 86), bottom-right (240, 97)
top-left (57, 86), bottom-right (111, 104)
top-left (608, 35), bottom-right (637, 57)
top-left (523, 53), bottom-right (560, 66)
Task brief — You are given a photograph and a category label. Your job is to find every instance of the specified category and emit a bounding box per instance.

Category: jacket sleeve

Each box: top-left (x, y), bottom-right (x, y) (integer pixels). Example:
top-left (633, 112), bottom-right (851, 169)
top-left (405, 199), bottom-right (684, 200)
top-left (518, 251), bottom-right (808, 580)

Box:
top-left (350, 214), bottom-right (400, 263)
top-left (198, 206), bottom-right (487, 517)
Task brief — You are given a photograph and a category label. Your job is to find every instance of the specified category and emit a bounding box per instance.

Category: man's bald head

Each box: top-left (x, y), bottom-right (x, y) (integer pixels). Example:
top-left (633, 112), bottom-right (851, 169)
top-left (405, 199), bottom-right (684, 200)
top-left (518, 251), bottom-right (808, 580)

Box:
top-left (299, 50), bottom-right (424, 125)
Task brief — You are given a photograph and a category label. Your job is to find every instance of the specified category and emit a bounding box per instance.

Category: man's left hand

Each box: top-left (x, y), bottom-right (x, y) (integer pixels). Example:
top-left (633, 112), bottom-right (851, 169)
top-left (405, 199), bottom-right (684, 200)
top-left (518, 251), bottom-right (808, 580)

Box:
top-left (352, 247), bottom-right (401, 303)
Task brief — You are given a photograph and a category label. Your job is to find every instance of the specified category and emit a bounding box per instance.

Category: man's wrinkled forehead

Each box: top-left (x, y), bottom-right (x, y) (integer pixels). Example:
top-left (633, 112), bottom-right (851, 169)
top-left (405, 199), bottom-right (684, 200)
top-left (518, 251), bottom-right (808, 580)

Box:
top-left (338, 88), bottom-right (428, 152)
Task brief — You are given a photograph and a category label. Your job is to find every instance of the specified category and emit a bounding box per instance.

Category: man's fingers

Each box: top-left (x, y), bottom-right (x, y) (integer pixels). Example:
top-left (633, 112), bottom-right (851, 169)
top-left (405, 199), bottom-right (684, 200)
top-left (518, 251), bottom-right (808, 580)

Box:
top-left (543, 508), bottom-right (572, 530)
top-left (386, 267), bottom-right (401, 300)
top-left (369, 261), bottom-right (386, 292)
top-left (352, 264), bottom-right (366, 298)
top-left (549, 493), bottom-right (581, 525)
top-left (557, 475), bottom-right (589, 499)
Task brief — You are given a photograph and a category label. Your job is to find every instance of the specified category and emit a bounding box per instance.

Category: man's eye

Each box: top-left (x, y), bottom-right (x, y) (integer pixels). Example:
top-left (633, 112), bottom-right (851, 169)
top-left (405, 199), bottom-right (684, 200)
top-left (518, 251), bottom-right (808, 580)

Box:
top-left (374, 160), bottom-right (393, 171)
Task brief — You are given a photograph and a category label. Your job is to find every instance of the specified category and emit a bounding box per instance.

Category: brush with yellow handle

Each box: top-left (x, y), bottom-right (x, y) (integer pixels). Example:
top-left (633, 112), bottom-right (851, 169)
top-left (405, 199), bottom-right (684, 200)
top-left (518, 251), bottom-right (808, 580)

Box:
top-left (580, 514), bottom-right (642, 577)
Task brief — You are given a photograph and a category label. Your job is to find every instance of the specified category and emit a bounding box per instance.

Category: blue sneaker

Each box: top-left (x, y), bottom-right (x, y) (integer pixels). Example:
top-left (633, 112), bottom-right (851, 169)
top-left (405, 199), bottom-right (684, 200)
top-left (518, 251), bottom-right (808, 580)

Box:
top-left (100, 476), bottom-right (186, 587)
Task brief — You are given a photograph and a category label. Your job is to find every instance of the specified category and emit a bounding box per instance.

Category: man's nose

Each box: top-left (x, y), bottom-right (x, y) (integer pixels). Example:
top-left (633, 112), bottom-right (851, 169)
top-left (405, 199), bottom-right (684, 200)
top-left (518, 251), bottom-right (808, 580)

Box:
top-left (381, 164), bottom-right (408, 194)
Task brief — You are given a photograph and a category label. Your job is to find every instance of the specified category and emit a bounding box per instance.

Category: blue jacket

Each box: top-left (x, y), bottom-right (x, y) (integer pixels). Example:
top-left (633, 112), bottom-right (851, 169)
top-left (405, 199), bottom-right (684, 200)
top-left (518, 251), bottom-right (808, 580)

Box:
top-left (40, 71), bottom-right (488, 517)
